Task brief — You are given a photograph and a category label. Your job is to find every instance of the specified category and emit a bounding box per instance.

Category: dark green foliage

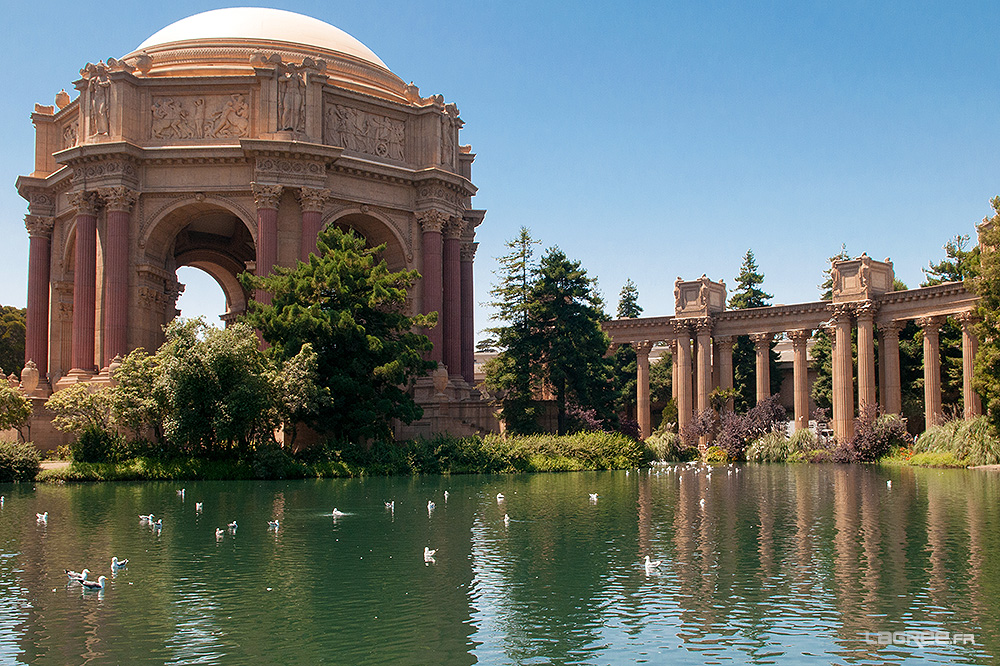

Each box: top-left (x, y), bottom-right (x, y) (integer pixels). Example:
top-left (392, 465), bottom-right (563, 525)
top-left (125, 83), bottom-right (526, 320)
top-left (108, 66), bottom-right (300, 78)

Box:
top-left (922, 234), bottom-right (979, 285)
top-left (649, 354), bottom-right (673, 412)
top-left (611, 344), bottom-right (637, 419)
top-left (729, 250), bottom-right (779, 411)
top-left (973, 197), bottom-right (1000, 434)
top-left (530, 248), bottom-right (614, 434)
top-left (0, 305), bottom-right (26, 378)
top-left (70, 425), bottom-right (131, 463)
top-left (915, 416), bottom-right (1000, 466)
top-left (251, 442), bottom-right (308, 479)
top-left (242, 226), bottom-right (434, 443)
top-left (0, 439), bottom-right (40, 482)
top-left (617, 278), bottom-right (642, 318)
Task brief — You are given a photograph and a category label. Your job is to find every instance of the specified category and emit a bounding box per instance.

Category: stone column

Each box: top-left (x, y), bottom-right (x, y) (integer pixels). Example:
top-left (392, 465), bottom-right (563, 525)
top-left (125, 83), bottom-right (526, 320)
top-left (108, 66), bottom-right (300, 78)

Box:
top-left (297, 187), bottom-right (329, 262)
top-left (918, 316), bottom-right (945, 430)
top-left (670, 339), bottom-right (678, 401)
top-left (442, 217), bottom-right (464, 380)
top-left (99, 186), bottom-right (137, 369)
top-left (879, 320), bottom-right (903, 415)
top-left (417, 210), bottom-right (446, 364)
top-left (252, 184), bottom-right (283, 305)
top-left (831, 304), bottom-right (855, 441)
top-left (69, 191), bottom-right (101, 375)
top-left (751, 332), bottom-right (773, 404)
top-left (855, 301), bottom-right (877, 412)
top-left (789, 329), bottom-right (811, 431)
top-left (716, 335), bottom-right (734, 412)
top-left (635, 340), bottom-right (654, 439)
top-left (957, 312), bottom-right (982, 418)
top-left (695, 318), bottom-right (713, 414)
top-left (24, 215), bottom-right (55, 383)
top-left (460, 241), bottom-right (478, 385)
top-left (674, 321), bottom-right (693, 430)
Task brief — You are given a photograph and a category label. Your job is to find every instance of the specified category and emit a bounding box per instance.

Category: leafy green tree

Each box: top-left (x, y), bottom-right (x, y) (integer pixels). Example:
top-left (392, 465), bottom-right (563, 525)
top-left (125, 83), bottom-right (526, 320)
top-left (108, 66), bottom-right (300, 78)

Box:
top-left (529, 247), bottom-right (613, 434)
top-left (483, 227), bottom-right (543, 433)
top-left (922, 234), bottom-right (979, 285)
top-left (611, 279), bottom-right (643, 420)
top-left (111, 347), bottom-right (166, 442)
top-left (154, 319), bottom-right (277, 454)
top-left (45, 383), bottom-right (114, 435)
top-left (243, 226), bottom-right (433, 443)
top-left (972, 197), bottom-right (1000, 433)
top-left (0, 384), bottom-right (32, 442)
top-left (729, 250), bottom-right (779, 412)
top-left (0, 306), bottom-right (26, 378)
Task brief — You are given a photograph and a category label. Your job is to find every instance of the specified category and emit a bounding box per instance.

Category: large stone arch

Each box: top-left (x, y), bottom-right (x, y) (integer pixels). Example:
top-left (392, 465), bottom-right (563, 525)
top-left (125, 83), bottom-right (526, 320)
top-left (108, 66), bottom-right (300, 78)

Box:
top-left (323, 209), bottom-right (409, 273)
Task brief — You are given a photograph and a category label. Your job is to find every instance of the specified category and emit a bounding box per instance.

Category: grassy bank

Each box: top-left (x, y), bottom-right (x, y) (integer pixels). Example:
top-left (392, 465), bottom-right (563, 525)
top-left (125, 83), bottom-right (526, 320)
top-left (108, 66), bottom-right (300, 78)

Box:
top-left (34, 432), bottom-right (645, 483)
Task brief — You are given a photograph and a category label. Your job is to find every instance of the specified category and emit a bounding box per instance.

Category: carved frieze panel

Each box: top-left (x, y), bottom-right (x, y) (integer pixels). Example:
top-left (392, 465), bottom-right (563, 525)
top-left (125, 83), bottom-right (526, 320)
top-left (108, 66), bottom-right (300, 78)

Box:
top-left (70, 159), bottom-right (138, 189)
top-left (324, 101), bottom-right (404, 161)
top-left (416, 181), bottom-right (461, 209)
top-left (62, 120), bottom-right (79, 150)
top-left (253, 157), bottom-right (326, 187)
top-left (151, 94), bottom-right (250, 140)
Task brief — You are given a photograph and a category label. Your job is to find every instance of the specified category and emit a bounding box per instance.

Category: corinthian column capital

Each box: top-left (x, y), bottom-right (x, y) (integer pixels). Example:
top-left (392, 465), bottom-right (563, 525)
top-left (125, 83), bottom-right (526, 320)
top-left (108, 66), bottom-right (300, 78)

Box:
top-left (444, 216), bottom-right (466, 239)
top-left (460, 241), bottom-right (478, 263)
top-left (853, 299), bottom-right (878, 321)
top-left (98, 186), bottom-right (138, 213)
top-left (750, 332), bottom-right (773, 348)
top-left (916, 315), bottom-right (945, 333)
top-left (251, 183), bottom-right (283, 210)
top-left (24, 215), bottom-right (55, 239)
top-left (297, 187), bottom-right (331, 213)
top-left (415, 209), bottom-right (447, 233)
top-left (68, 190), bottom-right (101, 216)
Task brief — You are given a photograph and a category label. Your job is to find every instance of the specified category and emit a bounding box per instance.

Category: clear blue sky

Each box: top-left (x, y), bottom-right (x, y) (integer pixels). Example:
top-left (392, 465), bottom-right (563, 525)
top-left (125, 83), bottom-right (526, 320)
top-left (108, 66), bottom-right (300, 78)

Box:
top-left (2, 1), bottom-right (998, 331)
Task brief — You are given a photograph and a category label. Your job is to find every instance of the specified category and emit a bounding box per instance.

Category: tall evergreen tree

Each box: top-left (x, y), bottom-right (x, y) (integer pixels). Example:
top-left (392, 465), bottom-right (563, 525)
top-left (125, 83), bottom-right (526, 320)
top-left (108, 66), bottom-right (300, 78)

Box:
top-left (972, 197), bottom-right (1000, 433)
top-left (530, 248), bottom-right (613, 434)
top-left (482, 227), bottom-right (543, 433)
top-left (612, 278), bottom-right (642, 420)
top-left (0, 306), bottom-right (26, 378)
top-left (728, 250), bottom-right (779, 412)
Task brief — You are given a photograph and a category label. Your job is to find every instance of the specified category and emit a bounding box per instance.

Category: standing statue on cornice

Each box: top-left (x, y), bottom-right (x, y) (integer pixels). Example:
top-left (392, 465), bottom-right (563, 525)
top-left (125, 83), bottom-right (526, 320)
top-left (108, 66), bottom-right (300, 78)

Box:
top-left (90, 73), bottom-right (110, 135)
top-left (278, 70), bottom-right (305, 132)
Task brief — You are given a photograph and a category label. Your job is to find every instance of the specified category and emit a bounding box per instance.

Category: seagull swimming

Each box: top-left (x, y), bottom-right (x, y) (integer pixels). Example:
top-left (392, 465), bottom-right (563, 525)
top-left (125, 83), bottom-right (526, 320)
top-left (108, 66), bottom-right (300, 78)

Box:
top-left (504, 513), bottom-right (510, 526)
top-left (176, 489), bottom-right (185, 498)
top-left (227, 521), bottom-right (238, 531)
top-left (66, 568), bottom-right (89, 582)
top-left (426, 501), bottom-right (435, 513)
top-left (195, 502), bottom-right (203, 512)
top-left (81, 576), bottom-right (107, 591)
top-left (444, 490), bottom-right (449, 502)
top-left (139, 514), bottom-right (154, 523)
top-left (215, 528), bottom-right (225, 539)
top-left (36, 512), bottom-right (48, 523)
top-left (496, 493), bottom-right (504, 503)
top-left (385, 501), bottom-right (395, 510)
top-left (644, 555), bottom-right (662, 570)
top-left (887, 480), bottom-right (892, 488)
top-left (331, 509), bottom-right (345, 518)
top-left (589, 493), bottom-right (599, 502)
top-left (423, 546), bottom-right (437, 562)
top-left (699, 498), bottom-right (706, 509)
top-left (267, 520), bottom-right (279, 530)
top-left (111, 557), bottom-right (128, 571)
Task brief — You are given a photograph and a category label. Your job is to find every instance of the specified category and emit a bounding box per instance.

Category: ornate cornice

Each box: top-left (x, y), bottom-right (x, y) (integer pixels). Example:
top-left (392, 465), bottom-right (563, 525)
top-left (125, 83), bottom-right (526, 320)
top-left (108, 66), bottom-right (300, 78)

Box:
top-left (297, 187), bottom-right (331, 213)
top-left (251, 183), bottom-right (283, 210)
top-left (68, 190), bottom-right (101, 216)
top-left (99, 186), bottom-right (138, 213)
top-left (415, 209), bottom-right (448, 233)
top-left (24, 215), bottom-right (55, 239)
top-left (916, 315), bottom-right (945, 332)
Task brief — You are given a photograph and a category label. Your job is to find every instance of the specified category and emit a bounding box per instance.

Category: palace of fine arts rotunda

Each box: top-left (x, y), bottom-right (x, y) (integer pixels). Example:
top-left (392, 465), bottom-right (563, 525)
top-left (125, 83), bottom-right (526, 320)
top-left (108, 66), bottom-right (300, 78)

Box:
top-left (14, 7), bottom-right (494, 444)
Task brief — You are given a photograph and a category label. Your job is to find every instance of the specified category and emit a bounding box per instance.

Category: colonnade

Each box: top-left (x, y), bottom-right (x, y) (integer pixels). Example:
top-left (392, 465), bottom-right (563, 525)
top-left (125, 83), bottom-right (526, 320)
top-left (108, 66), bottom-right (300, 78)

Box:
top-left (628, 301), bottom-right (982, 441)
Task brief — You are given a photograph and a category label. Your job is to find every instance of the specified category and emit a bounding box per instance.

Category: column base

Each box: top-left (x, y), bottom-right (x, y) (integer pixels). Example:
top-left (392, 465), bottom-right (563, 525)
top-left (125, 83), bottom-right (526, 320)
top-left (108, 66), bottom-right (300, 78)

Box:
top-left (54, 369), bottom-right (98, 392)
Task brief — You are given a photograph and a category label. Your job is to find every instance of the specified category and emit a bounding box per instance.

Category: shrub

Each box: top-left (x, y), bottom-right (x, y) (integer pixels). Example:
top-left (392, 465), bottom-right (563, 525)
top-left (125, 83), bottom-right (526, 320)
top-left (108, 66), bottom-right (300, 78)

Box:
top-left (849, 405), bottom-right (910, 462)
top-left (716, 395), bottom-right (788, 461)
top-left (644, 421), bottom-right (697, 461)
top-left (704, 445), bottom-right (727, 464)
top-left (70, 426), bottom-right (123, 463)
top-left (680, 408), bottom-right (718, 449)
top-left (252, 443), bottom-right (308, 479)
top-left (916, 416), bottom-right (1000, 466)
top-left (746, 431), bottom-right (793, 462)
top-left (0, 440), bottom-right (40, 482)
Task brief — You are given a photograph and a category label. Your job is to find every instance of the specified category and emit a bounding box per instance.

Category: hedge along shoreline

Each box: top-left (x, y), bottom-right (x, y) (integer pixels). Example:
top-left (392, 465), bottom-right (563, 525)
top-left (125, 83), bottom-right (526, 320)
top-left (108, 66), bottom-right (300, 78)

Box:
top-left (32, 432), bottom-right (646, 483)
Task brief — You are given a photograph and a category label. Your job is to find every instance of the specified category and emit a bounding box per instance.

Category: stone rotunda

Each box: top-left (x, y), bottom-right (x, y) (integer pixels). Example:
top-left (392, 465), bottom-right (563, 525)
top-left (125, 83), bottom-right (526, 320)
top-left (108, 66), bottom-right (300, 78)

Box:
top-left (16, 8), bottom-right (496, 444)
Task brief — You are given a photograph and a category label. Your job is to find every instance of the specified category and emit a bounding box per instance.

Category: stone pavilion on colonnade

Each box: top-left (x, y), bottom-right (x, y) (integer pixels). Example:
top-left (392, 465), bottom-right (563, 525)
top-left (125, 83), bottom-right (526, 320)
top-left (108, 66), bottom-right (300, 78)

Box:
top-left (604, 255), bottom-right (983, 443)
top-left (15, 7), bottom-right (496, 445)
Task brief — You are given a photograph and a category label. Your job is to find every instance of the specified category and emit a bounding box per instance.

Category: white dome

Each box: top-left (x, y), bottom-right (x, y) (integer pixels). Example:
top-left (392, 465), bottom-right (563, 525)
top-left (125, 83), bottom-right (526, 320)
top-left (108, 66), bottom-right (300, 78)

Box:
top-left (136, 7), bottom-right (388, 70)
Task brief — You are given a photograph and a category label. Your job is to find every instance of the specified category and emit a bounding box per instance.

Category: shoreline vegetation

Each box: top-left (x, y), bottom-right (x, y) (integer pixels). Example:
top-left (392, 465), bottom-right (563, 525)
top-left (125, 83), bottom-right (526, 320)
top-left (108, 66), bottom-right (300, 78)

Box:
top-left (3, 417), bottom-right (999, 484)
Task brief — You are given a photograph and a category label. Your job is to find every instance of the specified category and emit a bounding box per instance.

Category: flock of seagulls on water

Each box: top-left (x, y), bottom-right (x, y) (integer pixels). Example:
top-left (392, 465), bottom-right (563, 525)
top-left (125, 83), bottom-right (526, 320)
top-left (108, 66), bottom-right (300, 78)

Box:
top-left (12, 464), bottom-right (900, 597)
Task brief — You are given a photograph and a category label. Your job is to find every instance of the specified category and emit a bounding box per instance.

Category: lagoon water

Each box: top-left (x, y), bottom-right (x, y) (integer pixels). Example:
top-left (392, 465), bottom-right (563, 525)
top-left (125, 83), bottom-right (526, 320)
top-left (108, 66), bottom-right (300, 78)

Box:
top-left (1, 465), bottom-right (999, 665)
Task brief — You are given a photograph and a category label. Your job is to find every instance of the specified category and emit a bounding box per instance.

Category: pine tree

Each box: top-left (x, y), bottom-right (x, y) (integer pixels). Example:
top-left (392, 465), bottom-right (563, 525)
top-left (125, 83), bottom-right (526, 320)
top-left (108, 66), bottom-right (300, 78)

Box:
top-left (728, 250), bottom-right (778, 412)
top-left (617, 279), bottom-right (642, 318)
top-left (972, 197), bottom-right (1000, 432)
top-left (612, 279), bottom-right (642, 421)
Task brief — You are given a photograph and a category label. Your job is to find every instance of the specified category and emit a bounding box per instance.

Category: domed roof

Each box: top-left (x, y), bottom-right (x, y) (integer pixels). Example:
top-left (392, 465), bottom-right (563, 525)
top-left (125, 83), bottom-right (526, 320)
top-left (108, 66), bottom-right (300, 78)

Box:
top-left (136, 8), bottom-right (387, 70)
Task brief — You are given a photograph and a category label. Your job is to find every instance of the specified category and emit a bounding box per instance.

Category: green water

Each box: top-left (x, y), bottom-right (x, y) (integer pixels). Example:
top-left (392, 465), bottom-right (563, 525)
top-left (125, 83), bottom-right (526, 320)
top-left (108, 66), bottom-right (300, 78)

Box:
top-left (1, 465), bottom-right (999, 665)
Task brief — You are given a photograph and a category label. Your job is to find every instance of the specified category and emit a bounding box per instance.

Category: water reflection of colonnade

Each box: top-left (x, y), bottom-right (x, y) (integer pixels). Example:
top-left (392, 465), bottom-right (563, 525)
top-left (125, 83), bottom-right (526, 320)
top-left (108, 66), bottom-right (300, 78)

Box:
top-left (606, 255), bottom-right (981, 441)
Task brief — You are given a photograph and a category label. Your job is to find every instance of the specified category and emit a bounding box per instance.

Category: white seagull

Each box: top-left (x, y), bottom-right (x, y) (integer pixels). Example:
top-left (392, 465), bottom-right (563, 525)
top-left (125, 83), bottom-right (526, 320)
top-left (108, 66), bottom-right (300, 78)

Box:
top-left (111, 557), bottom-right (128, 571)
top-left (589, 493), bottom-right (599, 502)
top-left (227, 521), bottom-right (238, 531)
top-left (81, 576), bottom-right (107, 591)
top-left (66, 568), bottom-right (90, 582)
top-left (36, 512), bottom-right (48, 523)
top-left (444, 490), bottom-right (449, 502)
top-left (496, 493), bottom-right (504, 503)
top-left (331, 509), bottom-right (345, 518)
top-left (504, 514), bottom-right (510, 527)
top-left (887, 480), bottom-right (892, 489)
top-left (426, 501), bottom-right (435, 513)
top-left (644, 555), bottom-right (662, 571)
top-left (267, 520), bottom-right (279, 530)
top-left (139, 513), bottom-right (154, 523)
top-left (176, 489), bottom-right (185, 498)
top-left (215, 528), bottom-right (225, 539)
top-left (195, 502), bottom-right (203, 512)
top-left (423, 546), bottom-right (437, 562)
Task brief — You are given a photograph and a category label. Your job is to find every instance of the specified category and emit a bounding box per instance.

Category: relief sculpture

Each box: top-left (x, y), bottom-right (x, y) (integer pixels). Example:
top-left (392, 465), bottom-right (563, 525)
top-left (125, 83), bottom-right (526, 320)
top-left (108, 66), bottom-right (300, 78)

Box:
top-left (151, 94), bottom-right (250, 139)
top-left (277, 70), bottom-right (305, 132)
top-left (62, 121), bottom-right (78, 149)
top-left (324, 102), bottom-right (404, 161)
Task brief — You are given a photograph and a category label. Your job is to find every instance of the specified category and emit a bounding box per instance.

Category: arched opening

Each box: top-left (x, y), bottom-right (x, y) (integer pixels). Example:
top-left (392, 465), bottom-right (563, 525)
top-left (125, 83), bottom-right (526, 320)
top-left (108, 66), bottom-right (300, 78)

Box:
top-left (175, 266), bottom-right (228, 327)
top-left (326, 212), bottom-right (407, 273)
